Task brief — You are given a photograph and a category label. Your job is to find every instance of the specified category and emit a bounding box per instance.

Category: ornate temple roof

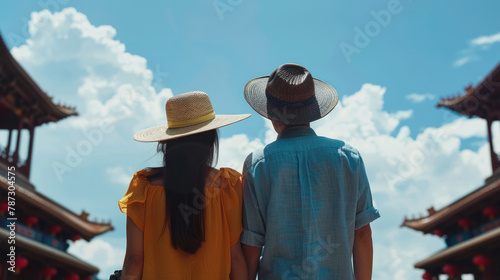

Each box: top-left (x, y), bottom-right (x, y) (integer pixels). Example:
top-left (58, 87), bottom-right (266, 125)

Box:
top-left (437, 63), bottom-right (500, 121)
top-left (0, 164), bottom-right (113, 241)
top-left (401, 177), bottom-right (500, 233)
top-left (0, 228), bottom-right (100, 275)
top-left (0, 34), bottom-right (110, 278)
top-left (0, 34), bottom-right (77, 129)
top-left (414, 226), bottom-right (500, 272)
top-left (404, 62), bottom-right (500, 277)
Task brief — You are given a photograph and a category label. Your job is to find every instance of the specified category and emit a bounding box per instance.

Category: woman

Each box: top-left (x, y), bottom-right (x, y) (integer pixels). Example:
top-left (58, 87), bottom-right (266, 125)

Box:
top-left (118, 91), bottom-right (250, 279)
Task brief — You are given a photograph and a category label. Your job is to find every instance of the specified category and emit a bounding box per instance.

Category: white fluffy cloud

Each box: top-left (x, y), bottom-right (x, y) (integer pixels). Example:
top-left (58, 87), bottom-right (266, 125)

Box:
top-left (222, 83), bottom-right (490, 204)
top-left (106, 166), bottom-right (133, 186)
top-left (68, 238), bottom-right (125, 279)
top-left (453, 56), bottom-right (474, 68)
top-left (470, 32), bottom-right (500, 46)
top-left (217, 119), bottom-right (278, 171)
top-left (11, 8), bottom-right (172, 132)
top-left (218, 134), bottom-right (264, 170)
top-left (406, 93), bottom-right (435, 103)
top-left (453, 31), bottom-right (500, 67)
top-left (11, 8), bottom-right (497, 280)
top-left (494, 121), bottom-right (500, 154)
top-left (314, 84), bottom-right (413, 144)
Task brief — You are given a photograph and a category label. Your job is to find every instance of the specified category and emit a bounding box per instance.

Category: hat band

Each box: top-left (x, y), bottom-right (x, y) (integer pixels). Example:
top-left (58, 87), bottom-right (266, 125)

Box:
top-left (167, 111), bottom-right (216, 128)
top-left (265, 89), bottom-right (316, 108)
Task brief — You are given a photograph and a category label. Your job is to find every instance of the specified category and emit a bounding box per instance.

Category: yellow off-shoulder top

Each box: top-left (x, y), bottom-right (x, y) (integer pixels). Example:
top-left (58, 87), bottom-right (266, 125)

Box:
top-left (118, 167), bottom-right (243, 279)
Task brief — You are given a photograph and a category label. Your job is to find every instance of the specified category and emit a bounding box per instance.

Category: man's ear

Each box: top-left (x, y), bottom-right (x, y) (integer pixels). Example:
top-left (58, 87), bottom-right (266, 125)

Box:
top-left (271, 121), bottom-right (284, 134)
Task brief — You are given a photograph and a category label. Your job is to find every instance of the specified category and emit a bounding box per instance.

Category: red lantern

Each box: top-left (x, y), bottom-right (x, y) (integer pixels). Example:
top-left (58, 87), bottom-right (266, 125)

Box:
top-left (483, 206), bottom-right (499, 220)
top-left (422, 271), bottom-right (433, 280)
top-left (433, 229), bottom-right (445, 237)
top-left (65, 273), bottom-right (80, 280)
top-left (458, 218), bottom-right (472, 231)
top-left (443, 264), bottom-right (459, 277)
top-left (70, 234), bottom-right (82, 242)
top-left (13, 257), bottom-right (28, 274)
top-left (24, 216), bottom-right (38, 227)
top-left (42, 267), bottom-right (57, 280)
top-left (49, 225), bottom-right (62, 236)
top-left (15, 257), bottom-right (28, 269)
top-left (473, 254), bottom-right (492, 272)
top-left (0, 202), bottom-right (9, 214)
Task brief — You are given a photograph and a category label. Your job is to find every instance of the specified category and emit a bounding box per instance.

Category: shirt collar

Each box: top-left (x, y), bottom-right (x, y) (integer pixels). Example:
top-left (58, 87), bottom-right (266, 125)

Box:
top-left (277, 125), bottom-right (317, 140)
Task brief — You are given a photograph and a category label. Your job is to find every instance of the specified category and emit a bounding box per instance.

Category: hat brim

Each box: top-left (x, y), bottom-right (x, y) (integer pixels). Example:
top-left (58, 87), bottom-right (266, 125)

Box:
top-left (244, 76), bottom-right (339, 124)
top-left (133, 114), bottom-right (251, 142)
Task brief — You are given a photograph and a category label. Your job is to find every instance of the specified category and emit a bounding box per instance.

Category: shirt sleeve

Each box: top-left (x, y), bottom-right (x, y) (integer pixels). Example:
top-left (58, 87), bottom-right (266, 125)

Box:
top-left (220, 169), bottom-right (244, 246)
top-left (118, 173), bottom-right (146, 231)
top-left (355, 155), bottom-right (380, 229)
top-left (240, 165), bottom-right (266, 247)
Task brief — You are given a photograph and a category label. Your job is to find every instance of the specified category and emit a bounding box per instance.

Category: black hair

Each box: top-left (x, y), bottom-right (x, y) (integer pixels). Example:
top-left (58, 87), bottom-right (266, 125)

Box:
top-left (156, 129), bottom-right (218, 254)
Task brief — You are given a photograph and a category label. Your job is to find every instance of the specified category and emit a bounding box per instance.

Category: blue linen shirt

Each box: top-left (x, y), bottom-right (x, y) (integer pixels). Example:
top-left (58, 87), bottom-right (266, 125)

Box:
top-left (241, 126), bottom-right (380, 280)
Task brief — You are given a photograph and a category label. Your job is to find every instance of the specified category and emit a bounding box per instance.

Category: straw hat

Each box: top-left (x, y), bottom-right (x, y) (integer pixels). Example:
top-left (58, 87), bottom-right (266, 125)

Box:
top-left (133, 91), bottom-right (250, 142)
top-left (244, 63), bottom-right (338, 124)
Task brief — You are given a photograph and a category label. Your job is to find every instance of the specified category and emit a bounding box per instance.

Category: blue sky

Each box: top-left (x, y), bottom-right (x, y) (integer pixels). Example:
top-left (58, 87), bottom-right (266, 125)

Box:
top-left (1, 1), bottom-right (500, 279)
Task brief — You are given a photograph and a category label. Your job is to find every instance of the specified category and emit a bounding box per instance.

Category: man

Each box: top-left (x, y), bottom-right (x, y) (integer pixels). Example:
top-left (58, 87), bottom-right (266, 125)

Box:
top-left (240, 63), bottom-right (380, 280)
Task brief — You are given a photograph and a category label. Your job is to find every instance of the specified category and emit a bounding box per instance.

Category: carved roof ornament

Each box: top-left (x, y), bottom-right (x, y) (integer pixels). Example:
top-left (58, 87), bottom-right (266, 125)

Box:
top-left (0, 35), bottom-right (78, 126)
top-left (437, 63), bottom-right (500, 121)
top-left (427, 206), bottom-right (436, 216)
top-left (80, 210), bottom-right (89, 221)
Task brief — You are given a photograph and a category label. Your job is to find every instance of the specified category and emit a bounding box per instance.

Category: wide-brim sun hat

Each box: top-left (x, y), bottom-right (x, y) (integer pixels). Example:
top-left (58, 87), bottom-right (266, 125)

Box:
top-left (134, 91), bottom-right (250, 142)
top-left (244, 63), bottom-right (339, 124)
